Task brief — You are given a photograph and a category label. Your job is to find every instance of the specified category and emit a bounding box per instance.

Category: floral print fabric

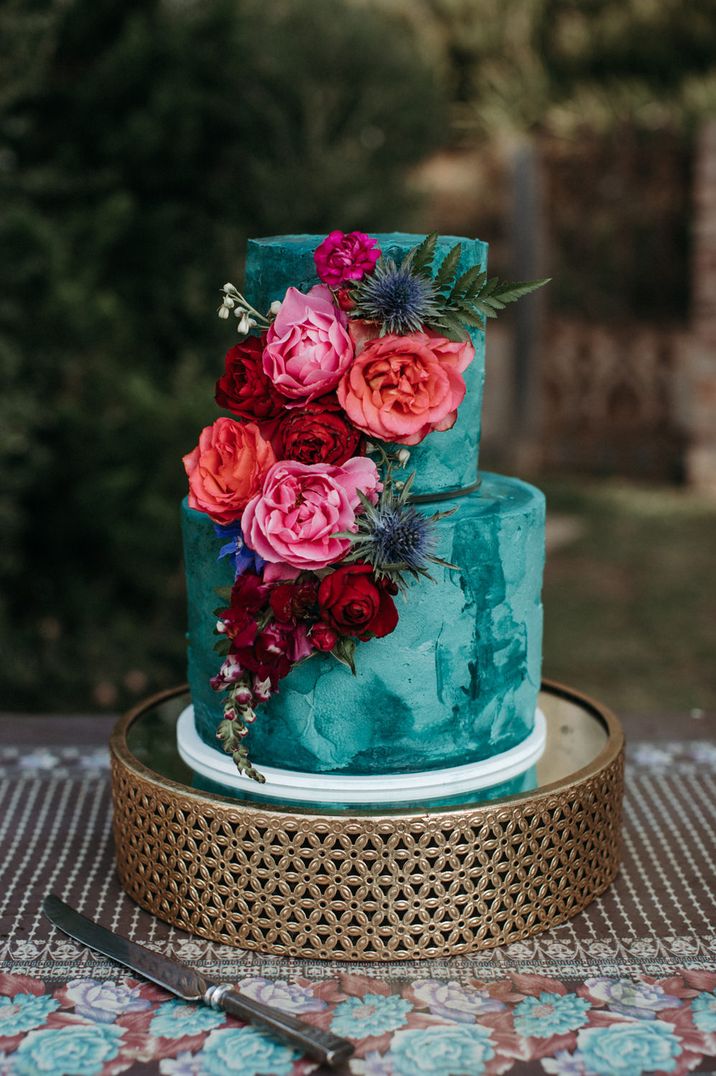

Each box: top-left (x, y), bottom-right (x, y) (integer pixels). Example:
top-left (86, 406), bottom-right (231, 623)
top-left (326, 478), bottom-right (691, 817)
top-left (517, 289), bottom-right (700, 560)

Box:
top-left (1, 969), bottom-right (716, 1075)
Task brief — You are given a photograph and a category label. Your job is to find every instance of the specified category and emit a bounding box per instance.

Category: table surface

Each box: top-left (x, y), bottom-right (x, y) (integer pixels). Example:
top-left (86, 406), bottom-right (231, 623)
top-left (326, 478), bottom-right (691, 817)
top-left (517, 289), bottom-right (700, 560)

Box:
top-left (0, 708), bottom-right (715, 1075)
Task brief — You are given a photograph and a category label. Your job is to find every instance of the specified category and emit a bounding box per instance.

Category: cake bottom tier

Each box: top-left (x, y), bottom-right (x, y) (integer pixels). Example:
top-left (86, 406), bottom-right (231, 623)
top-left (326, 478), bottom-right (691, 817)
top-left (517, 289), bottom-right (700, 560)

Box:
top-left (182, 471), bottom-right (545, 777)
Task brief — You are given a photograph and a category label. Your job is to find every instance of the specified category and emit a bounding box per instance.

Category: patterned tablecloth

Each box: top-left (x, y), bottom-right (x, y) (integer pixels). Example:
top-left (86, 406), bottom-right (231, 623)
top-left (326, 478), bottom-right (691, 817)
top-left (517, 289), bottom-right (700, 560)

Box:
top-left (0, 716), bottom-right (716, 1075)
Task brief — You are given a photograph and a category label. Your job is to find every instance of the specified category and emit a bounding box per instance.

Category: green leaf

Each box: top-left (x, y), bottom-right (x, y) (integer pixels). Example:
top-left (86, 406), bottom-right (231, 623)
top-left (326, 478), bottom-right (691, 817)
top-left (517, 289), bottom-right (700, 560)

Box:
top-left (434, 310), bottom-right (470, 340)
top-left (489, 277), bottom-right (551, 304)
top-left (452, 265), bottom-right (486, 299)
top-left (213, 637), bottom-right (231, 656)
top-left (330, 636), bottom-right (357, 675)
top-left (410, 232), bottom-right (438, 277)
top-left (455, 306), bottom-right (487, 329)
top-left (434, 243), bottom-right (462, 290)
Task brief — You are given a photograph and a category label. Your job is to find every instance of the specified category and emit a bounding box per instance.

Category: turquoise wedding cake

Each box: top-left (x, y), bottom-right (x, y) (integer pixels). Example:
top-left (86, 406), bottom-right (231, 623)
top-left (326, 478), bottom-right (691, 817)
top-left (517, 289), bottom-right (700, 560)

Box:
top-left (180, 233), bottom-right (546, 807)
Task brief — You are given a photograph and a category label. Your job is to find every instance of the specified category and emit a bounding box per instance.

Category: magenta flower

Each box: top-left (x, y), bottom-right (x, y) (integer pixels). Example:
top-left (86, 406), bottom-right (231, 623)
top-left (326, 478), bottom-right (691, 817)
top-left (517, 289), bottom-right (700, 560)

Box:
top-left (314, 230), bottom-right (381, 287)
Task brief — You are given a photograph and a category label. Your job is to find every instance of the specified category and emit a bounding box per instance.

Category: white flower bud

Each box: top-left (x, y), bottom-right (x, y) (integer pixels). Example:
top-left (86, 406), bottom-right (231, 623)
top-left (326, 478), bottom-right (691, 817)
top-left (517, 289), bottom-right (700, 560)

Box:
top-left (395, 480), bottom-right (405, 490)
top-left (216, 620), bottom-right (226, 634)
top-left (237, 314), bottom-right (251, 334)
top-left (222, 283), bottom-right (234, 293)
top-left (397, 448), bottom-right (411, 466)
top-left (269, 300), bottom-right (282, 316)
top-left (218, 306), bottom-right (230, 320)
top-left (223, 295), bottom-right (235, 309)
top-left (233, 306), bottom-right (243, 317)
top-left (365, 442), bottom-right (377, 454)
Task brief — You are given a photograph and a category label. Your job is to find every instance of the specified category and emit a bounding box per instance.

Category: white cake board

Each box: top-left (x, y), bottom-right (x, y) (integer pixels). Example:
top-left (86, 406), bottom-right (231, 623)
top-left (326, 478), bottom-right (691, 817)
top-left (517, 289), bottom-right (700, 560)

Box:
top-left (176, 704), bottom-right (547, 805)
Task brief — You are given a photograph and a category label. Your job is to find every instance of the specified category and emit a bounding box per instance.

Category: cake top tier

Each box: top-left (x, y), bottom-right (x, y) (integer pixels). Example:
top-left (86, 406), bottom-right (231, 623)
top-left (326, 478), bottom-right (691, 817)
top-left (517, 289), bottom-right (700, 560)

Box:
top-left (244, 233), bottom-right (488, 499)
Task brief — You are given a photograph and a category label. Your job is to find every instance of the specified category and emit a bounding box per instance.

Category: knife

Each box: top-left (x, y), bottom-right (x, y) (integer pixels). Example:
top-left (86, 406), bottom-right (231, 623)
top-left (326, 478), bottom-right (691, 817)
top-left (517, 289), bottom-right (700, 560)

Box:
top-left (43, 895), bottom-right (353, 1068)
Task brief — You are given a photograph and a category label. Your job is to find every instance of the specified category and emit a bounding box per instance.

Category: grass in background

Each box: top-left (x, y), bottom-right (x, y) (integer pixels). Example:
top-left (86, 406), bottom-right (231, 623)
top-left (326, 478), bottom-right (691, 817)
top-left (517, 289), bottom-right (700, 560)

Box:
top-left (541, 477), bottom-right (716, 713)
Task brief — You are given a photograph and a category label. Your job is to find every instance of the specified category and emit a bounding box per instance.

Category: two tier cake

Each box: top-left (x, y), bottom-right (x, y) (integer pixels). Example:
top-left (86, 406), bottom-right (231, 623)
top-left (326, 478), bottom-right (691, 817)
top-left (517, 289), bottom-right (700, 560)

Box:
top-left (179, 232), bottom-right (547, 808)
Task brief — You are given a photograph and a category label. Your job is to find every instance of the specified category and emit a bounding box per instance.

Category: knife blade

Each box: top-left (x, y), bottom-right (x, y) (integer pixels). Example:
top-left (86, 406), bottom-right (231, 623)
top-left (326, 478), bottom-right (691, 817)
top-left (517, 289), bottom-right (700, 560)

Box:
top-left (43, 895), bottom-right (354, 1068)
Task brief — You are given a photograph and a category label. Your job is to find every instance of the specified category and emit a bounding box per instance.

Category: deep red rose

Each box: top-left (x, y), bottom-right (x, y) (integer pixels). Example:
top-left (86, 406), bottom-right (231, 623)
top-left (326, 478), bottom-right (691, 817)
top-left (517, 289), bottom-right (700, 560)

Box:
top-left (310, 622), bottom-right (339, 652)
top-left (215, 334), bottom-right (287, 423)
top-left (269, 580), bottom-right (318, 623)
top-left (275, 396), bottom-right (363, 466)
top-left (318, 563), bottom-right (398, 640)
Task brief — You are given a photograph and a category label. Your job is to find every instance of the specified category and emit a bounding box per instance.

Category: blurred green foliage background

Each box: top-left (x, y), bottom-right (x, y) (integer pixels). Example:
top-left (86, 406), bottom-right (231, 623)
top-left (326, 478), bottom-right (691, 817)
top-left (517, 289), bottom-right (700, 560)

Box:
top-left (2, 0), bottom-right (715, 713)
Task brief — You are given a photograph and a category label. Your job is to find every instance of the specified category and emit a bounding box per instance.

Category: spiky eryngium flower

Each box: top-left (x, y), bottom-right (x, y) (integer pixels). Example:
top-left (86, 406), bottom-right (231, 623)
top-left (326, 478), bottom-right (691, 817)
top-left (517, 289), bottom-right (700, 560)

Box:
top-left (351, 257), bottom-right (442, 335)
top-left (339, 471), bottom-right (457, 590)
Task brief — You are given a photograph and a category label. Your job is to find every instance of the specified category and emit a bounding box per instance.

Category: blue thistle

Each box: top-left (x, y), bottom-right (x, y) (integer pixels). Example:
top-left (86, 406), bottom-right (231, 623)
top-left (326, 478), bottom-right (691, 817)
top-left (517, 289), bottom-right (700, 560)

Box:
top-left (340, 466), bottom-right (458, 590)
top-left (370, 503), bottom-right (435, 572)
top-left (352, 257), bottom-right (441, 335)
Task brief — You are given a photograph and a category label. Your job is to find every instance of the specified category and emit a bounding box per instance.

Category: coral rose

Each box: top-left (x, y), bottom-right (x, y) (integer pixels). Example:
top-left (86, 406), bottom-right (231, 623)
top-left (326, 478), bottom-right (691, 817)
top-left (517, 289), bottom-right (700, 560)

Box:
top-left (262, 285), bottom-right (354, 401)
top-left (318, 563), bottom-right (398, 640)
top-left (182, 417), bottom-right (276, 525)
top-left (314, 230), bottom-right (380, 287)
top-left (275, 395), bottom-right (363, 466)
top-left (337, 331), bottom-right (474, 446)
top-left (241, 457), bottom-right (380, 581)
top-left (215, 334), bottom-right (286, 423)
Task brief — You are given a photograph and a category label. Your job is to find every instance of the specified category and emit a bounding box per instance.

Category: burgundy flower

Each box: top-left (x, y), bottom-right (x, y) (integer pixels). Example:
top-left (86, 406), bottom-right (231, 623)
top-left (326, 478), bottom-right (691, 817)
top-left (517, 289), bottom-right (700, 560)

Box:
top-left (275, 396), bottom-right (363, 466)
top-left (310, 622), bottom-right (339, 652)
top-left (233, 622), bottom-right (314, 691)
top-left (215, 334), bottom-right (287, 423)
top-left (269, 580), bottom-right (319, 623)
top-left (318, 564), bottom-right (398, 640)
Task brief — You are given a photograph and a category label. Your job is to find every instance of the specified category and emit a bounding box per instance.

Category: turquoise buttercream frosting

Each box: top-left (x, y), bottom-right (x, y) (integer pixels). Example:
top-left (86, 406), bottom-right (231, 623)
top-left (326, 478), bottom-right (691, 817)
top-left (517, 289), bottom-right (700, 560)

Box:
top-left (183, 472), bottom-right (544, 776)
top-left (244, 233), bottom-right (487, 497)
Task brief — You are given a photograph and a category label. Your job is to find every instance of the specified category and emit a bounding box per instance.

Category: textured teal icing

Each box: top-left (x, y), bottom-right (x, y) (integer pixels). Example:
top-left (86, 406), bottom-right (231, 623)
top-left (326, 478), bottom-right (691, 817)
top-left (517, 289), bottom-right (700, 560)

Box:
top-left (244, 233), bottom-right (487, 497)
top-left (189, 764), bottom-right (537, 811)
top-left (183, 472), bottom-right (545, 776)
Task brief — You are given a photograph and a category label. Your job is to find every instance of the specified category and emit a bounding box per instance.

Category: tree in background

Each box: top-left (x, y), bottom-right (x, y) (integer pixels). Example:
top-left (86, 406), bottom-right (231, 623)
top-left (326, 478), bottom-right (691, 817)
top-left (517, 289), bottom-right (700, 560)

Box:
top-left (0, 0), bottom-right (447, 709)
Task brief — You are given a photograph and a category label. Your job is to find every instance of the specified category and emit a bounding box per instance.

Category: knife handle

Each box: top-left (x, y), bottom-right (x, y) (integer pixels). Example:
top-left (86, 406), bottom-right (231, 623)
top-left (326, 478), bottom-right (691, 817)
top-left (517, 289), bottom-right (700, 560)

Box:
top-left (205, 983), bottom-right (354, 1068)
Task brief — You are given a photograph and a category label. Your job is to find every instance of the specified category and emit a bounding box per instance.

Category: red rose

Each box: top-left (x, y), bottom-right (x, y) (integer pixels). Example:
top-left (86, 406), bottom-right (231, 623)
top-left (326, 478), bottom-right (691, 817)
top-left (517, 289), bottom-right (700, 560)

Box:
top-left (215, 334), bottom-right (286, 423)
top-left (310, 622), bottom-right (339, 652)
top-left (269, 580), bottom-right (318, 623)
top-left (275, 396), bottom-right (363, 466)
top-left (318, 563), bottom-right (398, 640)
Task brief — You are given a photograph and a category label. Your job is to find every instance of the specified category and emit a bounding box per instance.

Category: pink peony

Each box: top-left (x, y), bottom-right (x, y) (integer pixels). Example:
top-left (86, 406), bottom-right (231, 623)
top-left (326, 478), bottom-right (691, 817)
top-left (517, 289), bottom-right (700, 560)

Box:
top-left (241, 457), bottom-right (380, 580)
top-left (337, 331), bottom-right (474, 446)
top-left (262, 285), bottom-right (354, 401)
top-left (314, 230), bottom-right (381, 287)
top-left (183, 417), bottom-right (276, 524)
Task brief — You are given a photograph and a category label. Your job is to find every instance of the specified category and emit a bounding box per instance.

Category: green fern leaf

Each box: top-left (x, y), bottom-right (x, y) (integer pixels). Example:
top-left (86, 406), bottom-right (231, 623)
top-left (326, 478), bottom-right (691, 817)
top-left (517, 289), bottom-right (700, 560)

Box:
top-left (434, 243), bottom-right (462, 290)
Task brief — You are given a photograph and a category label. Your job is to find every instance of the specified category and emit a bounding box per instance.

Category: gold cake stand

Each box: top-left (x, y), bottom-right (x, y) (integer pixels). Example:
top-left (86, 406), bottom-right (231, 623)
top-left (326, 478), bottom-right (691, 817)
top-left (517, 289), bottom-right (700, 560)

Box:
top-left (111, 680), bottom-right (624, 961)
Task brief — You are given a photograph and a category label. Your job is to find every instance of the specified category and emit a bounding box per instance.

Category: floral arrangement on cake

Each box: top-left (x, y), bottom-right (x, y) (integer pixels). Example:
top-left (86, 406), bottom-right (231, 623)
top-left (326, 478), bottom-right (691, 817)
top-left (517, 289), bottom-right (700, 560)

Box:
top-left (183, 232), bottom-right (547, 780)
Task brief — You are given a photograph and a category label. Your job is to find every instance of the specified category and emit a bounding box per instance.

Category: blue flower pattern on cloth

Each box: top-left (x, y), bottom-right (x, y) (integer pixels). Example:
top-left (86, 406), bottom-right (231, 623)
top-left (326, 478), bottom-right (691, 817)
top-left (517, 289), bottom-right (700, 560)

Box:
top-left (577, 1021), bottom-right (683, 1074)
top-left (513, 991), bottom-right (591, 1037)
top-left (388, 1025), bottom-right (494, 1076)
top-left (331, 993), bottom-right (412, 1037)
top-left (12, 1024), bottom-right (123, 1076)
top-left (150, 998), bottom-right (226, 1038)
top-left (0, 993), bottom-right (60, 1036)
top-left (200, 1026), bottom-right (300, 1075)
top-left (692, 990), bottom-right (716, 1031)
top-left (583, 976), bottom-right (682, 1020)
